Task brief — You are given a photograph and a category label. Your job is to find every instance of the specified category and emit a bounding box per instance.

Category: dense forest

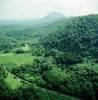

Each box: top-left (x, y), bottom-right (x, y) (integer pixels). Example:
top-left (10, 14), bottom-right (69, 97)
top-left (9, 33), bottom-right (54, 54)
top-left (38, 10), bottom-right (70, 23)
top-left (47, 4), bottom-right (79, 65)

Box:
top-left (0, 13), bottom-right (98, 100)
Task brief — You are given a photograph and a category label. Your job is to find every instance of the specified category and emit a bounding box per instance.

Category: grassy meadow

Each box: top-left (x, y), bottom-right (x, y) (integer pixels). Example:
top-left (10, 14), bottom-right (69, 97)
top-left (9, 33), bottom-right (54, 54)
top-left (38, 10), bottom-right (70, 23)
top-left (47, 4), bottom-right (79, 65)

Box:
top-left (0, 53), bottom-right (35, 70)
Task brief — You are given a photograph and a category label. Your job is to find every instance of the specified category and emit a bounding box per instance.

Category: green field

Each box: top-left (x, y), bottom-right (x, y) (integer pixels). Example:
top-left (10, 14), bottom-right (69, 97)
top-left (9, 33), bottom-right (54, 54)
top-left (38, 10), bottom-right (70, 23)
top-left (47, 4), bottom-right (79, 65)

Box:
top-left (4, 73), bottom-right (22, 89)
top-left (0, 53), bottom-right (34, 69)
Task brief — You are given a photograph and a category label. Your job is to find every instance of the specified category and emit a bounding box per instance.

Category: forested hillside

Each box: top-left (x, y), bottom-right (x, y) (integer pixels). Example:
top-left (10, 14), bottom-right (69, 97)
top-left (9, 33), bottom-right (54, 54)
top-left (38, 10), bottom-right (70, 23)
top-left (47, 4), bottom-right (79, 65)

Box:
top-left (0, 14), bottom-right (98, 100)
top-left (41, 14), bottom-right (98, 57)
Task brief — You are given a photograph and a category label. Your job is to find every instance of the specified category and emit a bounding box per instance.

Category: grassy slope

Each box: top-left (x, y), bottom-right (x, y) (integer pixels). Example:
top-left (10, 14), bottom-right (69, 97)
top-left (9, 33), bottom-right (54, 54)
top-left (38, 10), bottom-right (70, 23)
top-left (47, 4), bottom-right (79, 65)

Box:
top-left (4, 73), bottom-right (22, 89)
top-left (0, 53), bottom-right (34, 68)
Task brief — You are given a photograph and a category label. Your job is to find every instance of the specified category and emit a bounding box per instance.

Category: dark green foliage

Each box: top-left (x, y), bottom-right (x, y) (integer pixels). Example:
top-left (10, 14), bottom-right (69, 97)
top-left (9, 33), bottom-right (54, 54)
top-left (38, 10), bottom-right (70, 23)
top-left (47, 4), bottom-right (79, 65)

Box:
top-left (15, 49), bottom-right (24, 54)
top-left (43, 65), bottom-right (98, 100)
top-left (11, 56), bottom-right (98, 100)
top-left (0, 65), bottom-right (11, 99)
top-left (45, 49), bottom-right (82, 66)
top-left (32, 45), bottom-right (45, 56)
top-left (41, 14), bottom-right (98, 58)
top-left (3, 49), bottom-right (10, 53)
top-left (0, 65), bottom-right (8, 79)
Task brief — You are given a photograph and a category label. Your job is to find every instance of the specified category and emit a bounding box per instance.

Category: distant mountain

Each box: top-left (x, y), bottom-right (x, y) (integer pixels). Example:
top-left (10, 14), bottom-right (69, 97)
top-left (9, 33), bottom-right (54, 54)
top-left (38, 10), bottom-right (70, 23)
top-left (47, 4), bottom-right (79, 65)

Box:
top-left (27, 12), bottom-right (65, 27)
top-left (0, 12), bottom-right (65, 27)
top-left (41, 12), bottom-right (65, 23)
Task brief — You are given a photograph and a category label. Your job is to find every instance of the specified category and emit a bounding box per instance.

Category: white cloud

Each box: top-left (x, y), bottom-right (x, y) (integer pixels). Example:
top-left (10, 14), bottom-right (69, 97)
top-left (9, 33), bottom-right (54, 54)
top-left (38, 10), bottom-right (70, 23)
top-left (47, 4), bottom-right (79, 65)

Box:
top-left (0, 0), bottom-right (98, 20)
top-left (54, 0), bottom-right (98, 16)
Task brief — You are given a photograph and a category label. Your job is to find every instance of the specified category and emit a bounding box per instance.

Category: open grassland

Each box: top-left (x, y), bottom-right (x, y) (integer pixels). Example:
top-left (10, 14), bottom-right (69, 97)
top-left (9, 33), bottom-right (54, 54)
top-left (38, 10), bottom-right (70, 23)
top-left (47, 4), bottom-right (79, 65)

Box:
top-left (4, 73), bottom-right (22, 90)
top-left (0, 53), bottom-right (34, 69)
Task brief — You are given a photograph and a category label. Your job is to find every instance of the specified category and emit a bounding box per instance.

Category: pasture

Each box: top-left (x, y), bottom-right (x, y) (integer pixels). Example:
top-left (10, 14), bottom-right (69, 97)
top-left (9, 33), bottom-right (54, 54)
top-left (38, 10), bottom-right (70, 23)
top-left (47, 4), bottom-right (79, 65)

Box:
top-left (0, 53), bottom-right (34, 69)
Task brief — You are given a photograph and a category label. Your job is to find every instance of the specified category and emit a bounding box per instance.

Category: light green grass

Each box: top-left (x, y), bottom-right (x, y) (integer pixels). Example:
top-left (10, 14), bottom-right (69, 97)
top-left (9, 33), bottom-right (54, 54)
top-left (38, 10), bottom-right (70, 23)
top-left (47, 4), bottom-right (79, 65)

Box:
top-left (0, 53), bottom-right (34, 69)
top-left (4, 73), bottom-right (22, 90)
top-left (21, 44), bottom-right (31, 51)
top-left (11, 44), bottom-right (31, 53)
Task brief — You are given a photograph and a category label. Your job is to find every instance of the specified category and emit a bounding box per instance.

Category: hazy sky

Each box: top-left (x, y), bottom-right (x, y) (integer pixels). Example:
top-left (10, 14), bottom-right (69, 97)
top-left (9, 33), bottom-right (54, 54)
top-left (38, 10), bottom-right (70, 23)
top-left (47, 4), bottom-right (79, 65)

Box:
top-left (0, 0), bottom-right (98, 20)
